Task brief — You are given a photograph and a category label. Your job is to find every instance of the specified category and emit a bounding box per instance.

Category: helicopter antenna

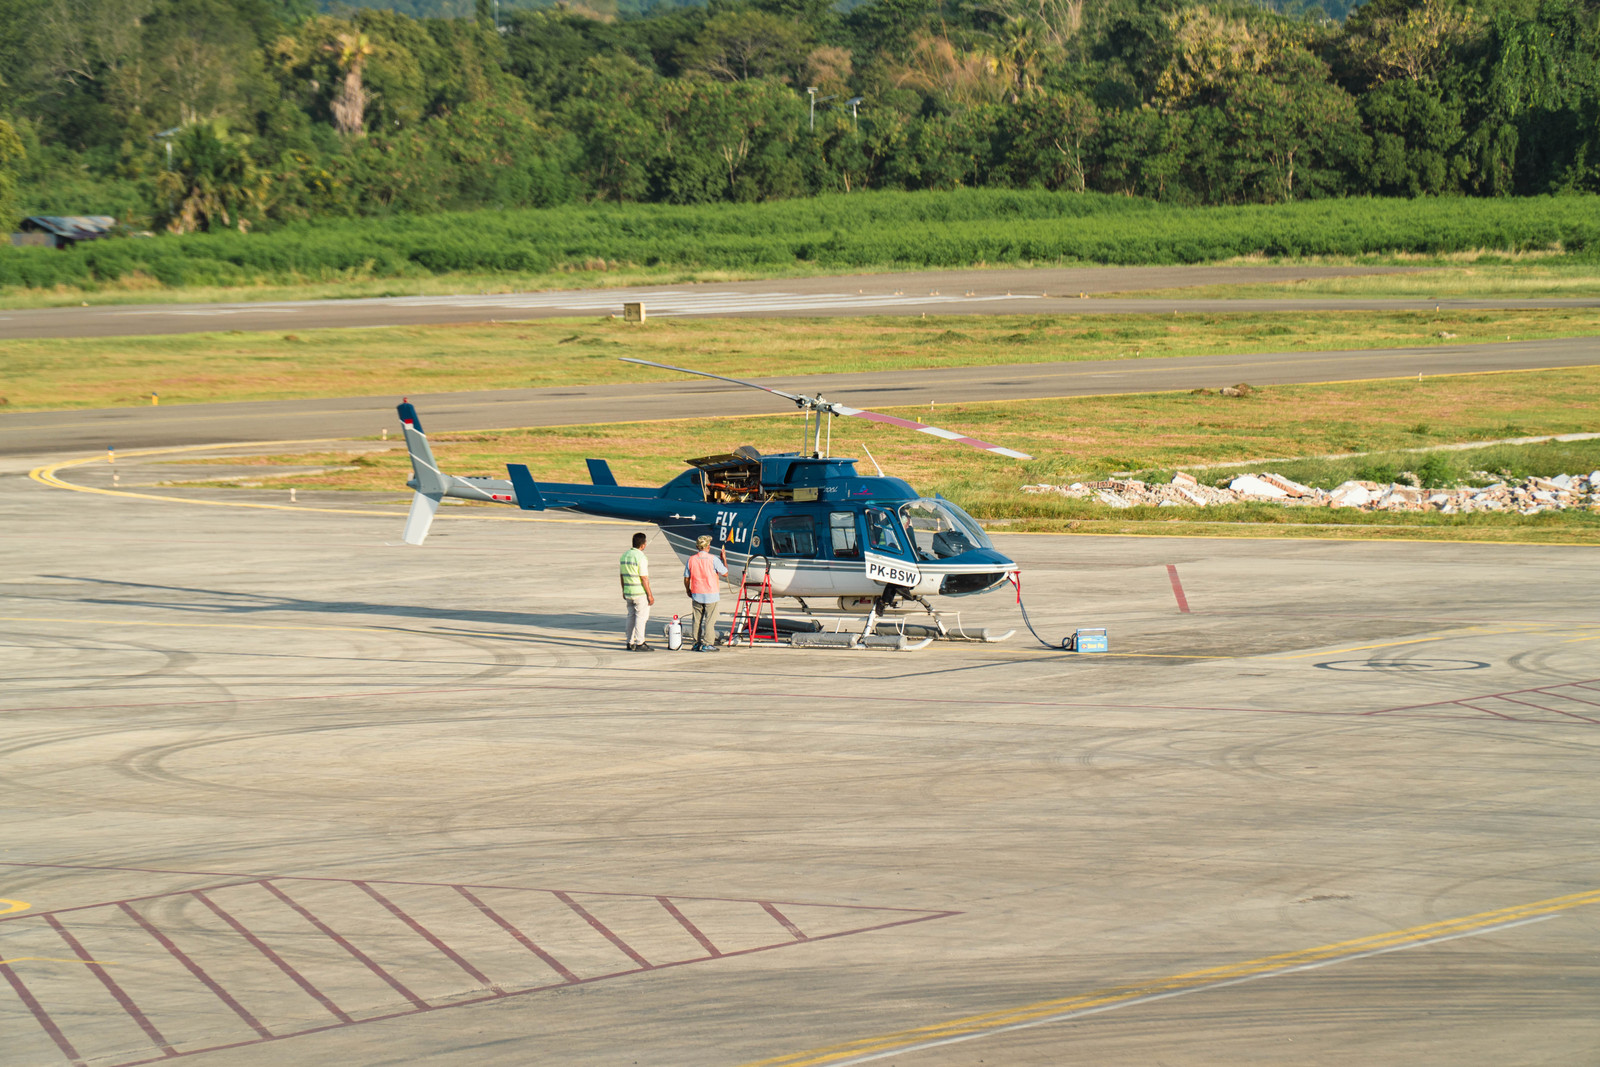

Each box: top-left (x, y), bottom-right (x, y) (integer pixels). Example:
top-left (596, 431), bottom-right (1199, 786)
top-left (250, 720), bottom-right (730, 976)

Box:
top-left (861, 442), bottom-right (884, 477)
top-left (619, 357), bottom-right (1032, 461)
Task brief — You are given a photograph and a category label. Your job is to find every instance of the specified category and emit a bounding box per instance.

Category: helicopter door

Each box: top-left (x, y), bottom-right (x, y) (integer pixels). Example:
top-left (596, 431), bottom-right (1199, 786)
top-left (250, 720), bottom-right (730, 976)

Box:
top-left (766, 514), bottom-right (820, 595)
top-left (863, 506), bottom-right (922, 588)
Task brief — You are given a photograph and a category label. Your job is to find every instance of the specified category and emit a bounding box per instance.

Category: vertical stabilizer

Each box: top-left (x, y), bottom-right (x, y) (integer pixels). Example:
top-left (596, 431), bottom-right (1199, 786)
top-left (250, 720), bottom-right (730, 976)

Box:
top-left (398, 402), bottom-right (448, 545)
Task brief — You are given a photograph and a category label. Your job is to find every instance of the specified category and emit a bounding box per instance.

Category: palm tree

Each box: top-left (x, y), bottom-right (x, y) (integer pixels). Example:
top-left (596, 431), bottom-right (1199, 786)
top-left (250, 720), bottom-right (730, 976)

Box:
top-left (998, 17), bottom-right (1046, 99)
top-left (156, 123), bottom-right (266, 233)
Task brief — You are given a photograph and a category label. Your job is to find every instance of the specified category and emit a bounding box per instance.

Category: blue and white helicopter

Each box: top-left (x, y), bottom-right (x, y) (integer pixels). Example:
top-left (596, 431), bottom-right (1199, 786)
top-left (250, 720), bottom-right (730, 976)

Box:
top-left (396, 359), bottom-right (1031, 647)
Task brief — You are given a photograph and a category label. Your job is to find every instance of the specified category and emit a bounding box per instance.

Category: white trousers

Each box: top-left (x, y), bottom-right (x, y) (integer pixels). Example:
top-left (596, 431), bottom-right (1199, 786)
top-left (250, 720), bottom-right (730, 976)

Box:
top-left (625, 595), bottom-right (650, 646)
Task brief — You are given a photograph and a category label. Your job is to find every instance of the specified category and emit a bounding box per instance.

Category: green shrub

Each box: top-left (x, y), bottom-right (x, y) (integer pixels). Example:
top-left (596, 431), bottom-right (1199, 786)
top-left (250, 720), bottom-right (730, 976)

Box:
top-left (3, 189), bottom-right (1599, 291)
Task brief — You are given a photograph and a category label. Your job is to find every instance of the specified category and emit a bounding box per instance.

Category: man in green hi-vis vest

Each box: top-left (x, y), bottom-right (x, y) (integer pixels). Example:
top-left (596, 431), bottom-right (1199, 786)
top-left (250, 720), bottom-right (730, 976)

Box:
top-left (619, 531), bottom-right (656, 651)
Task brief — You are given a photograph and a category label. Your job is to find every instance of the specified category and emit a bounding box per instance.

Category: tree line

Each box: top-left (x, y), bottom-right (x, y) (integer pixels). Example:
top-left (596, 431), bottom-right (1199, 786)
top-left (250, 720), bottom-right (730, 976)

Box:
top-left (0, 0), bottom-right (1596, 234)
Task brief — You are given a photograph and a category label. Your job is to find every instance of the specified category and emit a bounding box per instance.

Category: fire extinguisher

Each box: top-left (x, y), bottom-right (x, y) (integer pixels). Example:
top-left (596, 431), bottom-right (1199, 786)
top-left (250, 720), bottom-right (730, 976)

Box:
top-left (666, 615), bottom-right (683, 651)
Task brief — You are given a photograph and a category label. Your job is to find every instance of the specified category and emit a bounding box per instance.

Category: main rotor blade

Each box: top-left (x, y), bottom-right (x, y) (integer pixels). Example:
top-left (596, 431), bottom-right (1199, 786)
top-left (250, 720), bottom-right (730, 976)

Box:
top-left (621, 356), bottom-right (1031, 460)
top-left (619, 358), bottom-right (808, 406)
top-left (828, 404), bottom-right (1033, 461)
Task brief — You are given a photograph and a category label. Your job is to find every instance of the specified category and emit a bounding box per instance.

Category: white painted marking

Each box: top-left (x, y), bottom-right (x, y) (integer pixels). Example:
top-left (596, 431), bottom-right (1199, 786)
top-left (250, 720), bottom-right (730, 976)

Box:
top-left (106, 290), bottom-right (1043, 321)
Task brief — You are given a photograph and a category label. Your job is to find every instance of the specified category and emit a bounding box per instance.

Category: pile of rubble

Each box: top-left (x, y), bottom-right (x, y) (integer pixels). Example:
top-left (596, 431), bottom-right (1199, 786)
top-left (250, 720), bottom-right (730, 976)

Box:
top-left (1022, 470), bottom-right (1600, 515)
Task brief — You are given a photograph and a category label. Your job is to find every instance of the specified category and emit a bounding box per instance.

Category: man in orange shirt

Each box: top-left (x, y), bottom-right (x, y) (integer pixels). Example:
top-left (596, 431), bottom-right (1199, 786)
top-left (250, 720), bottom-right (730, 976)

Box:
top-left (682, 535), bottom-right (728, 652)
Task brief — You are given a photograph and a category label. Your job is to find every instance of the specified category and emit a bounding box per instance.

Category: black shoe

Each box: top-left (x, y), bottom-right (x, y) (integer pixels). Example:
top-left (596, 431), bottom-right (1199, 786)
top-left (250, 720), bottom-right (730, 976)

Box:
top-left (625, 643), bottom-right (636, 651)
top-left (634, 643), bottom-right (656, 652)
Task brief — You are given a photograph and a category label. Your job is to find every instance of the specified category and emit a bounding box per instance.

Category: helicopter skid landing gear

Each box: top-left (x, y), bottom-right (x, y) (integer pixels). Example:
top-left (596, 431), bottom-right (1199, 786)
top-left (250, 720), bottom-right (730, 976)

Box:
top-left (789, 631), bottom-right (932, 650)
top-left (790, 593), bottom-right (934, 650)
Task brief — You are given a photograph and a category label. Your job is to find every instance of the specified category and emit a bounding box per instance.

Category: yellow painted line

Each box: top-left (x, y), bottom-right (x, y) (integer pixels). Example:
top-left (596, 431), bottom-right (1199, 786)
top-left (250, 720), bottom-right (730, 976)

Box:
top-left (0, 957), bottom-right (117, 966)
top-left (27, 442), bottom-right (628, 525)
top-left (0, 899), bottom-right (29, 916)
top-left (1271, 625), bottom-right (1547, 661)
top-left (1011, 648), bottom-right (1233, 660)
top-left (742, 887), bottom-right (1600, 1067)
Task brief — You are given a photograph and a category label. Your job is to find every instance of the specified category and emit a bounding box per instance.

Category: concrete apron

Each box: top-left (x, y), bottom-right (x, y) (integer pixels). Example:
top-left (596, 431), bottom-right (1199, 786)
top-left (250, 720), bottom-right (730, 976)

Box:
top-left (2, 460), bottom-right (1598, 1067)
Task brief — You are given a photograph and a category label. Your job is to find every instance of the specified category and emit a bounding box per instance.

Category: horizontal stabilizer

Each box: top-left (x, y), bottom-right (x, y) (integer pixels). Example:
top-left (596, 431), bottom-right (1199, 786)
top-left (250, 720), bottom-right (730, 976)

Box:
top-left (585, 458), bottom-right (618, 486)
top-left (506, 464), bottom-right (546, 511)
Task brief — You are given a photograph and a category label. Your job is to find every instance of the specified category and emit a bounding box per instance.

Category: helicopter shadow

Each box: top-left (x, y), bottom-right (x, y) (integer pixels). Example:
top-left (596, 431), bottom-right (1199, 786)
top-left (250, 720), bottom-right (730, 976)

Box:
top-left (36, 574), bottom-right (621, 640)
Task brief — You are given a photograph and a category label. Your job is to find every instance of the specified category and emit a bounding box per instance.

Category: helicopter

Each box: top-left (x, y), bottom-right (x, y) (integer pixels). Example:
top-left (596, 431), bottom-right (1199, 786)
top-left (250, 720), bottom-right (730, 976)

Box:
top-left (395, 358), bottom-right (1032, 646)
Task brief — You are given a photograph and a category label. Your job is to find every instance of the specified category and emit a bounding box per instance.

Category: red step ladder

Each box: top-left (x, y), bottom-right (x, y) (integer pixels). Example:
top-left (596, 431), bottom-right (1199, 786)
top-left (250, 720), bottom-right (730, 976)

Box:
top-left (729, 572), bottom-right (781, 646)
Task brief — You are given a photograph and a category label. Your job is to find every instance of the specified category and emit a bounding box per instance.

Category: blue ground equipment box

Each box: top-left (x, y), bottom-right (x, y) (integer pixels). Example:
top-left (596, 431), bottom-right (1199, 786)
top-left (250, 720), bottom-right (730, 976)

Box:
top-left (1071, 628), bottom-right (1109, 653)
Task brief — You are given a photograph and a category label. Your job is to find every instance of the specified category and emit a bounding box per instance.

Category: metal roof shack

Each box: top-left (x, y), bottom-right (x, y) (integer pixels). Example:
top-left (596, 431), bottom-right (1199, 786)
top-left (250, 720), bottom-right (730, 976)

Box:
top-left (11, 215), bottom-right (117, 249)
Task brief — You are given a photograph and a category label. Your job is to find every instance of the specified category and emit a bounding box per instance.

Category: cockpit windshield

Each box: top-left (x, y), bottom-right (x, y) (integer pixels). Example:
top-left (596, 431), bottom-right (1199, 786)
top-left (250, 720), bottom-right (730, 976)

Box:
top-left (898, 498), bottom-right (994, 561)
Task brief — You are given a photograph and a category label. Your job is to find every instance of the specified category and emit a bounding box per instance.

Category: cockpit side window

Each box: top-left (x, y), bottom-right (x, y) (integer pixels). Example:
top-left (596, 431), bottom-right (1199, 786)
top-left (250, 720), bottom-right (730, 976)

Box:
top-left (865, 507), bottom-right (903, 554)
top-left (769, 515), bottom-right (818, 557)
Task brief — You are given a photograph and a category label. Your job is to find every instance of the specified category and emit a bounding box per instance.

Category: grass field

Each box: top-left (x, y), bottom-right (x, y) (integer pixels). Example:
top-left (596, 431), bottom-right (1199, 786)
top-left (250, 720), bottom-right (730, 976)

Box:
top-left (6, 258), bottom-right (1600, 311)
top-left (170, 367), bottom-right (1600, 543)
top-left (4, 189), bottom-right (1598, 304)
top-left (6, 308), bottom-right (1600, 411)
top-left (1118, 259), bottom-right (1600, 300)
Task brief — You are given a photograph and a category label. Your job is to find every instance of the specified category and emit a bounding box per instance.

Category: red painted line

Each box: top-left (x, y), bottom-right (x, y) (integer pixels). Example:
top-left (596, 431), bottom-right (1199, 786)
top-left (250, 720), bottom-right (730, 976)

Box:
top-left (1377, 678), bottom-right (1600, 715)
top-left (552, 891), bottom-right (653, 969)
top-left (454, 886), bottom-right (579, 983)
top-left (1165, 564), bottom-right (1191, 613)
top-left (0, 684), bottom-right (1284, 719)
top-left (761, 902), bottom-right (808, 941)
top-left (0, 864), bottom-right (961, 918)
top-left (191, 890), bottom-right (353, 1024)
top-left (354, 881), bottom-right (497, 990)
top-left (1441, 701), bottom-right (1517, 720)
top-left (119, 902), bottom-right (272, 1039)
top-left (451, 883), bottom-right (582, 985)
top-left (103, 909), bottom-right (961, 1067)
top-left (1493, 696), bottom-right (1600, 724)
top-left (0, 958), bottom-right (86, 1067)
top-left (0, 880), bottom-right (259, 926)
top-left (47, 914), bottom-right (176, 1056)
top-left (657, 896), bottom-right (720, 957)
top-left (1548, 688), bottom-right (1600, 708)
top-left (258, 881), bottom-right (427, 1010)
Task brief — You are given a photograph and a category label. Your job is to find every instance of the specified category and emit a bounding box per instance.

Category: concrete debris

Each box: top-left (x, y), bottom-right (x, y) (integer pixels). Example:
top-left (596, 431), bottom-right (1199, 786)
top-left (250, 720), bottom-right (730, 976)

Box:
top-left (1229, 473), bottom-right (1288, 498)
top-left (1022, 471), bottom-right (1600, 515)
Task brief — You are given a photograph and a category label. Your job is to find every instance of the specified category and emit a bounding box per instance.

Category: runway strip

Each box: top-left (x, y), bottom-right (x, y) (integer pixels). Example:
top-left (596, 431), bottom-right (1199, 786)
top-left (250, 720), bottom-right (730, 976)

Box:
top-left (742, 888), bottom-right (1600, 1067)
top-left (5, 337), bottom-right (1596, 455)
top-left (2, 263), bottom-right (1595, 339)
